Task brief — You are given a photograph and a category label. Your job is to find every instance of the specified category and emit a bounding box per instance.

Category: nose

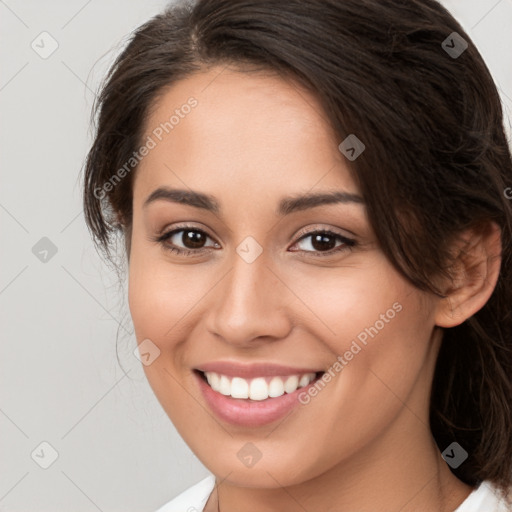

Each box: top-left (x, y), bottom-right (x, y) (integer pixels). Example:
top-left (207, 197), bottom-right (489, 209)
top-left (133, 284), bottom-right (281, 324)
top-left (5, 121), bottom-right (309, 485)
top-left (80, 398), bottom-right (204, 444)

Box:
top-left (204, 250), bottom-right (293, 347)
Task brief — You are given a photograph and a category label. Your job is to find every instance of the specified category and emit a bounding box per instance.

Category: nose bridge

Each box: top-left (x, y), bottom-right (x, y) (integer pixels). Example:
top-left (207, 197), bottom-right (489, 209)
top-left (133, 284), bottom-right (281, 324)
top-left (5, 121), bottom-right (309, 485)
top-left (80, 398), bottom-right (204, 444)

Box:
top-left (205, 246), bottom-right (291, 344)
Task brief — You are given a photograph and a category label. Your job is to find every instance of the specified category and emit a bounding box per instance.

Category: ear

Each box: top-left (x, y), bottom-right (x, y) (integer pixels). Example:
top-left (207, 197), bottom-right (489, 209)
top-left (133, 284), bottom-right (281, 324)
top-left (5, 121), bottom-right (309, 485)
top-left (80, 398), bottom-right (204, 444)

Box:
top-left (435, 222), bottom-right (502, 328)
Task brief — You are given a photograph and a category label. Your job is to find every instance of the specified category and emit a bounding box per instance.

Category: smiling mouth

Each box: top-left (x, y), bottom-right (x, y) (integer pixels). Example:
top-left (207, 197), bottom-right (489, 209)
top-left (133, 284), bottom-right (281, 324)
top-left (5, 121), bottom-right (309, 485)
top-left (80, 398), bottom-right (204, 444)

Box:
top-left (195, 369), bottom-right (325, 401)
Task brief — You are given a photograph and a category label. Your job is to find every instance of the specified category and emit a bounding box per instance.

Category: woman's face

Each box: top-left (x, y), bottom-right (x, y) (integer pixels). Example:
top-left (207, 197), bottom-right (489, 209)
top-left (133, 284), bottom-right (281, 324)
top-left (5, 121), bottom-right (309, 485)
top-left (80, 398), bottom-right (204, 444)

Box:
top-left (128, 66), bottom-right (442, 487)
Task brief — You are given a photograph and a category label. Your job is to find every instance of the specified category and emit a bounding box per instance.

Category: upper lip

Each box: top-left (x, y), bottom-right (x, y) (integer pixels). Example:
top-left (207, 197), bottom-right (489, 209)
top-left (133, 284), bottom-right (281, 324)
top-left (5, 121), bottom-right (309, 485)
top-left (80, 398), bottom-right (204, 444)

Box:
top-left (195, 361), bottom-right (324, 378)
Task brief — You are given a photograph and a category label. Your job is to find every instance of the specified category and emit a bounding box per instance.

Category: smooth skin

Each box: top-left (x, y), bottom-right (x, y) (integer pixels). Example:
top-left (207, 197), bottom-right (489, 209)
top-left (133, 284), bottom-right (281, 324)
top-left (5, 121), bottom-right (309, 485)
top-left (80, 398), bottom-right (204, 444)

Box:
top-left (127, 65), bottom-right (501, 511)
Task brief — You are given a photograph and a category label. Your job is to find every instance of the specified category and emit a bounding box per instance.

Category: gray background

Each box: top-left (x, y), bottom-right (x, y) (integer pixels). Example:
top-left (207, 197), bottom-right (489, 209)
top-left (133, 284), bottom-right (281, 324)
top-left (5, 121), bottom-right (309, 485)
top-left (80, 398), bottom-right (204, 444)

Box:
top-left (1, 1), bottom-right (511, 511)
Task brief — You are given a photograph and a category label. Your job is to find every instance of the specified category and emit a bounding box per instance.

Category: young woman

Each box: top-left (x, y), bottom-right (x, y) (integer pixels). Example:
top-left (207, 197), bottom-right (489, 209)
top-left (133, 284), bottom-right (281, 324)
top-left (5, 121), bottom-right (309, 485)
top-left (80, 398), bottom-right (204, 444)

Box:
top-left (82, 0), bottom-right (512, 510)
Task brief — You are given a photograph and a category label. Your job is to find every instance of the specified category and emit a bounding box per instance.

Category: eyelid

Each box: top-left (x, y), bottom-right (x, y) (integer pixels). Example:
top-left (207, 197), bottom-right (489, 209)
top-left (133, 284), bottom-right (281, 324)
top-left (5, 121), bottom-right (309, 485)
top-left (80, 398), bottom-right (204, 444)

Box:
top-left (293, 225), bottom-right (358, 250)
top-left (150, 222), bottom-right (220, 255)
top-left (156, 221), bottom-right (213, 238)
top-left (166, 224), bottom-right (219, 245)
top-left (153, 223), bottom-right (356, 257)
top-left (156, 224), bottom-right (354, 242)
top-left (293, 224), bottom-right (355, 242)
top-left (289, 227), bottom-right (355, 254)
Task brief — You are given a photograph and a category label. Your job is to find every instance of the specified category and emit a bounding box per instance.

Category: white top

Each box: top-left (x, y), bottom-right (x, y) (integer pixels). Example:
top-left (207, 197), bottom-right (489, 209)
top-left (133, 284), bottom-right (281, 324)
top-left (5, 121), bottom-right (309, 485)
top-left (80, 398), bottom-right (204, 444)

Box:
top-left (154, 475), bottom-right (510, 512)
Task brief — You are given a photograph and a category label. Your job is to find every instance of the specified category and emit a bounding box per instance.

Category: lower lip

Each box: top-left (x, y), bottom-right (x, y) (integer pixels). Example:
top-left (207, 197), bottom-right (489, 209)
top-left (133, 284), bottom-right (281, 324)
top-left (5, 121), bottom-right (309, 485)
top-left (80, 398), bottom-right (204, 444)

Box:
top-left (194, 371), bottom-right (320, 428)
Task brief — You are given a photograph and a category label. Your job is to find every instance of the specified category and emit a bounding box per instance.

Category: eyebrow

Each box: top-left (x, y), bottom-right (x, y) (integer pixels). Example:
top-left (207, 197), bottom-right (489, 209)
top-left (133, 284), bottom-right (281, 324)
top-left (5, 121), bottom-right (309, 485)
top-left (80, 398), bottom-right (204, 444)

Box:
top-left (143, 187), bottom-right (364, 215)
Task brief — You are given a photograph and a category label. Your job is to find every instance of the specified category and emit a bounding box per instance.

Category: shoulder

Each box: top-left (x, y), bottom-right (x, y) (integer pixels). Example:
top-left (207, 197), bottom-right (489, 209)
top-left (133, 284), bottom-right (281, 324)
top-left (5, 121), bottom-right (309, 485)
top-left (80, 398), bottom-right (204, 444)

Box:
top-left (153, 475), bottom-right (216, 512)
top-left (454, 480), bottom-right (511, 512)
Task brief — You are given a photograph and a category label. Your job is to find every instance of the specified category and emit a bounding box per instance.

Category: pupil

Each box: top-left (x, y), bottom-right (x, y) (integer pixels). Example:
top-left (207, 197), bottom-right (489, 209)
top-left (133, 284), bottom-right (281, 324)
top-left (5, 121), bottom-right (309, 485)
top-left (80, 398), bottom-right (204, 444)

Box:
top-left (183, 230), bottom-right (205, 248)
top-left (312, 233), bottom-right (335, 251)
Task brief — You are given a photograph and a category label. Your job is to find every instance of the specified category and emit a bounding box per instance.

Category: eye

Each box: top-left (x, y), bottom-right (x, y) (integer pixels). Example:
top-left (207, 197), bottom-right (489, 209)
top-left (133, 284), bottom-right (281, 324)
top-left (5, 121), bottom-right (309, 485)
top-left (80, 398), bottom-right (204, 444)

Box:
top-left (289, 229), bottom-right (355, 257)
top-left (152, 225), bottom-right (355, 258)
top-left (155, 225), bottom-right (220, 256)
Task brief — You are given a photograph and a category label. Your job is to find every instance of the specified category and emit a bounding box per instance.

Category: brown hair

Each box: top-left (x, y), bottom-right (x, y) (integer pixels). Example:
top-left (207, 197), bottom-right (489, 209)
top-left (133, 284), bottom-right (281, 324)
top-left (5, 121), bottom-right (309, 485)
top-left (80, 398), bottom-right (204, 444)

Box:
top-left (82, 0), bottom-right (512, 499)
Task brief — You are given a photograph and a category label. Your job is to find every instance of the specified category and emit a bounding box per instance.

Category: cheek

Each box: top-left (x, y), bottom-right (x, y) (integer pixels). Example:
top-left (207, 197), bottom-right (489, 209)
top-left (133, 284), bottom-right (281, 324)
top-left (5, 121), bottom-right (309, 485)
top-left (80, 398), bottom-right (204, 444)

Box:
top-left (127, 250), bottom-right (188, 397)
top-left (293, 257), bottom-right (421, 357)
top-left (127, 253), bottom-right (205, 424)
top-left (328, 291), bottom-right (434, 439)
top-left (127, 251), bottom-right (217, 405)
top-left (297, 262), bottom-right (435, 415)
top-left (128, 250), bottom-right (208, 341)
top-left (282, 282), bottom-right (435, 476)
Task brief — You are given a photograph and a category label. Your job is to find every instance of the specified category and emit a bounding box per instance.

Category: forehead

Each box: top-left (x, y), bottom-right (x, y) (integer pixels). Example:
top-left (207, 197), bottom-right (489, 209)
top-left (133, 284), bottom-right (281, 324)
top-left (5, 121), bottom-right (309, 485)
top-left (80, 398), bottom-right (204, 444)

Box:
top-left (133, 66), bottom-right (359, 204)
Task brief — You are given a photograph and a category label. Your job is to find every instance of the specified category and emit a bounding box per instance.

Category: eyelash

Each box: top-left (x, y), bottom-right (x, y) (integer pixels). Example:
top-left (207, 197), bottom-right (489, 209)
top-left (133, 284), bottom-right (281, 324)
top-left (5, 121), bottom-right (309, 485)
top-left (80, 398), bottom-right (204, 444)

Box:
top-left (153, 223), bottom-right (356, 258)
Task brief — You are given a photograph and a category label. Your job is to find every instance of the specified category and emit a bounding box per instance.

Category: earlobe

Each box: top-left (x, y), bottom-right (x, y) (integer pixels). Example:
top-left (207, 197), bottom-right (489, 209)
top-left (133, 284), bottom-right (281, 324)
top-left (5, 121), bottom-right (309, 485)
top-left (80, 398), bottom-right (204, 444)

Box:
top-left (435, 222), bottom-right (502, 328)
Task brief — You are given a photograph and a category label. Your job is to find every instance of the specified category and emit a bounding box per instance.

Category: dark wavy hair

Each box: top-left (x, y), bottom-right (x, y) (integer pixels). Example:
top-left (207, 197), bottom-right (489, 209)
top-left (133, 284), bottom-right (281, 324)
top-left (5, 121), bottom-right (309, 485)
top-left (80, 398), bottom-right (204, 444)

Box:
top-left (82, 0), bottom-right (512, 500)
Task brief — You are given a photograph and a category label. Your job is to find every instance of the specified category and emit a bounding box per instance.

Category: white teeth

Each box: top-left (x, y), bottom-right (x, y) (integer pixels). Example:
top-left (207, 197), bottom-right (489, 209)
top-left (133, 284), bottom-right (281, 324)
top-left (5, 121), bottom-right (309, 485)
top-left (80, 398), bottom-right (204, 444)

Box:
top-left (284, 375), bottom-right (299, 393)
top-left (249, 378), bottom-right (268, 401)
top-left (231, 377), bottom-right (249, 399)
top-left (268, 376), bottom-right (285, 398)
top-left (205, 372), bottom-right (220, 390)
top-left (203, 371), bottom-right (318, 400)
top-left (218, 375), bottom-right (231, 396)
top-left (298, 374), bottom-right (311, 388)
